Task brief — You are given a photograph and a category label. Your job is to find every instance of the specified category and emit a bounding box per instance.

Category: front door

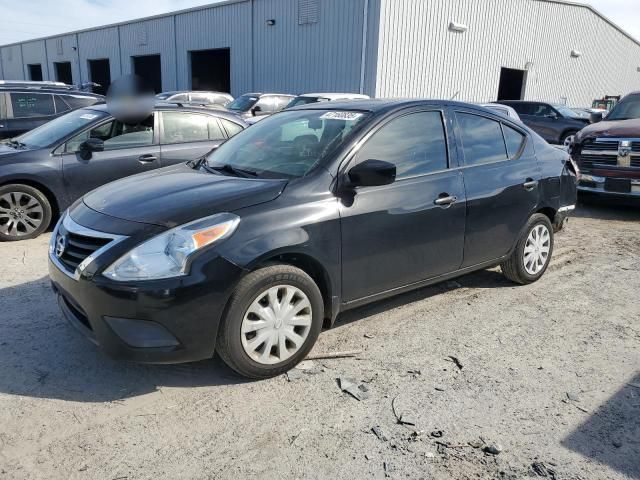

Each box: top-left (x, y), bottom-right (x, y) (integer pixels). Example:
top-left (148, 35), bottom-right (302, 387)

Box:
top-left (453, 110), bottom-right (540, 267)
top-left (340, 109), bottom-right (466, 303)
top-left (159, 111), bottom-right (227, 166)
top-left (61, 114), bottom-right (160, 200)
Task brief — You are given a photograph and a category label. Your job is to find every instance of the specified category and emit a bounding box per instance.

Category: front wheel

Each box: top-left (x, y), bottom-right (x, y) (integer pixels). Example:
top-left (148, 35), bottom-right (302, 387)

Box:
top-left (216, 265), bottom-right (324, 379)
top-left (0, 184), bottom-right (52, 241)
top-left (501, 214), bottom-right (554, 284)
top-left (561, 131), bottom-right (577, 148)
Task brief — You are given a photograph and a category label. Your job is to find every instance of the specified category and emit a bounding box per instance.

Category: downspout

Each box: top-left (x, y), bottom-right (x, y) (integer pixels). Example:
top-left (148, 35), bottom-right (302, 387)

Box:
top-left (250, 0), bottom-right (254, 93)
top-left (44, 40), bottom-right (50, 80)
top-left (173, 14), bottom-right (178, 90)
top-left (75, 33), bottom-right (81, 84)
top-left (359, 0), bottom-right (369, 94)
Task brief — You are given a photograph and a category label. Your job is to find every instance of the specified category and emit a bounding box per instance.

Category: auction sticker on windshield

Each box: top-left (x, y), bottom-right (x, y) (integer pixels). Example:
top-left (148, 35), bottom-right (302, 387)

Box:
top-left (320, 111), bottom-right (364, 121)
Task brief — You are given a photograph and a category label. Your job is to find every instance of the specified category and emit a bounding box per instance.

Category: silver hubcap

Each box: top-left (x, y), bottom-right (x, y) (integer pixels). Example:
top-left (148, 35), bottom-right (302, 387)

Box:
top-left (241, 285), bottom-right (313, 365)
top-left (0, 192), bottom-right (44, 237)
top-left (523, 224), bottom-right (551, 275)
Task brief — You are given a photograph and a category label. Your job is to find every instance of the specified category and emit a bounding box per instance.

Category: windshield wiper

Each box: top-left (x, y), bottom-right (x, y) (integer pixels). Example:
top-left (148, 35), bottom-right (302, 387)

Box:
top-left (6, 140), bottom-right (26, 149)
top-left (203, 163), bottom-right (259, 178)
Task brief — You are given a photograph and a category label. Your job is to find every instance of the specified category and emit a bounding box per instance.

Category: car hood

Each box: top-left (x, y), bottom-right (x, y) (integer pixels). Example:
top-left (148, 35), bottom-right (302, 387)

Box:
top-left (575, 118), bottom-right (640, 142)
top-left (0, 143), bottom-right (33, 158)
top-left (83, 163), bottom-right (288, 228)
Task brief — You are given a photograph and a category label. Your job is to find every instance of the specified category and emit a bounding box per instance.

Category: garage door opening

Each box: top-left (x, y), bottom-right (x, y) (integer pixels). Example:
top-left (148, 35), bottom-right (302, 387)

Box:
top-left (190, 49), bottom-right (230, 93)
top-left (497, 67), bottom-right (526, 101)
top-left (28, 64), bottom-right (43, 81)
top-left (132, 54), bottom-right (162, 93)
top-left (54, 62), bottom-right (73, 85)
top-left (88, 59), bottom-right (111, 95)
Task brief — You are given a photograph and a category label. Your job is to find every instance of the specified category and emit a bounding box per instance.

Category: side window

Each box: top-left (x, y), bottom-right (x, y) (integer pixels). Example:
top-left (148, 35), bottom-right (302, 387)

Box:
top-left (532, 103), bottom-right (554, 117)
top-left (255, 96), bottom-right (277, 113)
top-left (456, 113), bottom-right (508, 166)
top-left (356, 111), bottom-right (449, 179)
top-left (503, 124), bottom-right (526, 158)
top-left (66, 116), bottom-right (154, 152)
top-left (9, 93), bottom-right (55, 118)
top-left (162, 112), bottom-right (210, 143)
top-left (207, 117), bottom-right (226, 141)
top-left (219, 118), bottom-right (244, 138)
top-left (275, 96), bottom-right (292, 110)
top-left (0, 94), bottom-right (6, 120)
top-left (54, 95), bottom-right (71, 114)
top-left (61, 95), bottom-right (99, 109)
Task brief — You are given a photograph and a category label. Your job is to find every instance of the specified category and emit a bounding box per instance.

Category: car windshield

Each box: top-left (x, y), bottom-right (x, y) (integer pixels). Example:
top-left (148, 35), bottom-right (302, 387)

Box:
top-left (286, 96), bottom-right (328, 109)
top-left (227, 95), bottom-right (259, 112)
top-left (554, 105), bottom-right (581, 119)
top-left (606, 95), bottom-right (640, 120)
top-left (14, 108), bottom-right (108, 149)
top-left (206, 109), bottom-right (370, 179)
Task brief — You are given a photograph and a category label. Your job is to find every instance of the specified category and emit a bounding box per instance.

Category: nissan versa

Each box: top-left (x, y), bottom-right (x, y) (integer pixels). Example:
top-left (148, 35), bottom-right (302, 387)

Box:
top-left (48, 100), bottom-right (578, 379)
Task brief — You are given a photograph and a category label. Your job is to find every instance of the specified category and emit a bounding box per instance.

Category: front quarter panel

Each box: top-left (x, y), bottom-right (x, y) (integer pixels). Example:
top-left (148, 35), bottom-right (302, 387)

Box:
top-left (0, 151), bottom-right (66, 207)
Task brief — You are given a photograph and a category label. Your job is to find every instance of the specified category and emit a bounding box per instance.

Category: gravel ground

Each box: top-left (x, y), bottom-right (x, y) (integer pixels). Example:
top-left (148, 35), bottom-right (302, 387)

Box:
top-left (0, 197), bottom-right (639, 480)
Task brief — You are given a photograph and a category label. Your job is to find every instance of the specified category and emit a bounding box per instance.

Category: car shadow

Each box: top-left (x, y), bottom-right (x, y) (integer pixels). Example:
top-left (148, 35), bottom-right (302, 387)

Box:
top-left (561, 373), bottom-right (640, 478)
top-left (0, 276), bottom-right (247, 403)
top-left (576, 194), bottom-right (640, 222)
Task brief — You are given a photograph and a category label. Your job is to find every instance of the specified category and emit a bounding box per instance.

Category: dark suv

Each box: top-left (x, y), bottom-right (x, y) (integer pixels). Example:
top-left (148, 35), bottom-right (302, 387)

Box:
top-left (571, 91), bottom-right (640, 198)
top-left (48, 100), bottom-right (577, 379)
top-left (498, 101), bottom-right (589, 145)
top-left (0, 81), bottom-right (103, 139)
top-left (0, 103), bottom-right (247, 241)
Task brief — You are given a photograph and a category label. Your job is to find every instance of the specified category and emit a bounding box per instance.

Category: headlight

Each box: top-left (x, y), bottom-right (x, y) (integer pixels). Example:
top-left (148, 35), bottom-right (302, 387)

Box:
top-left (103, 213), bottom-right (240, 281)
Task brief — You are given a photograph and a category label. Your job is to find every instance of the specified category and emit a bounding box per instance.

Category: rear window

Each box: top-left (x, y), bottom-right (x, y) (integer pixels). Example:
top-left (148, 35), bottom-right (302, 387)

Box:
top-left (457, 113), bottom-right (508, 165)
top-left (10, 92), bottom-right (55, 118)
top-left (61, 95), bottom-right (99, 110)
top-left (503, 124), bottom-right (526, 157)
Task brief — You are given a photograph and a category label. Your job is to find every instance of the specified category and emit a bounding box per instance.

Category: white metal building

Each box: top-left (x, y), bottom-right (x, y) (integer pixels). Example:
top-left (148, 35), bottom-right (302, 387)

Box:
top-left (1, 0), bottom-right (639, 106)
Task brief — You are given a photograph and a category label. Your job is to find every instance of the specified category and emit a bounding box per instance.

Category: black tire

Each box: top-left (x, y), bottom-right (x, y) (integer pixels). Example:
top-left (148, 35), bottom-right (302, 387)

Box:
top-left (501, 214), bottom-right (554, 285)
top-left (560, 130), bottom-right (578, 147)
top-left (216, 265), bottom-right (324, 379)
top-left (0, 184), bottom-right (52, 241)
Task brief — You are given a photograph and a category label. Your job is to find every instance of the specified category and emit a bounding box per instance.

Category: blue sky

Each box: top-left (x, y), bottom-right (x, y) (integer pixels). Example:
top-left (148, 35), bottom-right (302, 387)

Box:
top-left (0, 0), bottom-right (638, 45)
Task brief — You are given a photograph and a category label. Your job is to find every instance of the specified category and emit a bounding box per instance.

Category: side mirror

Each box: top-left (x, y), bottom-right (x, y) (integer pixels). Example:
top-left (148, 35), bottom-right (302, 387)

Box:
top-left (348, 159), bottom-right (396, 187)
top-left (251, 105), bottom-right (262, 116)
top-left (590, 112), bottom-right (604, 124)
top-left (78, 138), bottom-right (104, 160)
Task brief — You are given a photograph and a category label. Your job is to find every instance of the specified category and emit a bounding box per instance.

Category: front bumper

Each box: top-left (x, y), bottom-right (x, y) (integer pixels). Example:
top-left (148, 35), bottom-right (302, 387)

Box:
top-left (578, 174), bottom-right (640, 198)
top-left (49, 251), bottom-right (245, 364)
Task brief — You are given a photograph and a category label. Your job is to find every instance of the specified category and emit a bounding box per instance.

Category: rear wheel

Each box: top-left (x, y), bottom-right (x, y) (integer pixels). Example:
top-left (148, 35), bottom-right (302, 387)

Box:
top-left (501, 214), bottom-right (554, 284)
top-left (216, 265), bottom-right (324, 379)
top-left (0, 184), bottom-right (52, 241)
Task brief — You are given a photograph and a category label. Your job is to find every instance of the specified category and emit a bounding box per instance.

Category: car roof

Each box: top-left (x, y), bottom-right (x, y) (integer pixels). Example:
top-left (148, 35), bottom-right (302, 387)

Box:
top-left (240, 92), bottom-right (295, 98)
top-left (298, 93), bottom-right (370, 100)
top-left (84, 102), bottom-right (248, 124)
top-left (290, 98), bottom-right (497, 112)
top-left (158, 91), bottom-right (232, 96)
top-left (0, 86), bottom-right (103, 98)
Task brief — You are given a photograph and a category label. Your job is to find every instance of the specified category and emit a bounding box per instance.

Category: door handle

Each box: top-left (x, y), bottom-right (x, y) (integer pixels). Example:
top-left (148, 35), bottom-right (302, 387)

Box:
top-left (523, 179), bottom-right (538, 190)
top-left (138, 154), bottom-right (157, 164)
top-left (434, 194), bottom-right (457, 207)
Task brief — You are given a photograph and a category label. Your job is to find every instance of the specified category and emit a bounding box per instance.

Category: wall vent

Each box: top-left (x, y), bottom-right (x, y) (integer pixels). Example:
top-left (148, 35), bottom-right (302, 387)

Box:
top-left (56, 38), bottom-right (63, 55)
top-left (138, 27), bottom-right (148, 46)
top-left (298, 0), bottom-right (319, 25)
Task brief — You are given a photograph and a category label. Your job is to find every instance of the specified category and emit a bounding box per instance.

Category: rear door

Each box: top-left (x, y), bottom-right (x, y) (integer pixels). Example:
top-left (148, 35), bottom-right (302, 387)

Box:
top-left (340, 108), bottom-right (466, 302)
top-left (454, 109), bottom-right (540, 267)
top-left (159, 111), bottom-right (227, 166)
top-left (61, 113), bottom-right (160, 200)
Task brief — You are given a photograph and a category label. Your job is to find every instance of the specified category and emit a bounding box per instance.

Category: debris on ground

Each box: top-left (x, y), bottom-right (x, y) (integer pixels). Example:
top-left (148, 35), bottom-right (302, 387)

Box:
top-left (383, 461), bottom-right (394, 477)
top-left (371, 426), bottom-right (388, 442)
top-left (364, 333), bottom-right (375, 339)
top-left (483, 443), bottom-right (503, 455)
top-left (566, 392), bottom-right (581, 402)
top-left (434, 386), bottom-right (445, 392)
top-left (430, 430), bottom-right (444, 438)
top-left (468, 439), bottom-right (484, 449)
top-left (285, 369), bottom-right (304, 382)
top-left (338, 377), bottom-right (370, 401)
top-left (445, 356), bottom-right (464, 370)
top-left (531, 461), bottom-right (557, 478)
top-left (391, 395), bottom-right (417, 427)
top-left (307, 350), bottom-right (362, 360)
top-left (407, 369), bottom-right (421, 375)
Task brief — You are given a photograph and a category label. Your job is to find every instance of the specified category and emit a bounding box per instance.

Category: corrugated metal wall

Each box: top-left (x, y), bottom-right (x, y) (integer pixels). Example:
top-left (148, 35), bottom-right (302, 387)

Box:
top-left (45, 35), bottom-right (81, 84)
top-left (21, 40), bottom-right (49, 79)
top-left (374, 0), bottom-right (640, 106)
top-left (0, 45), bottom-right (25, 80)
top-left (119, 17), bottom-right (176, 91)
top-left (251, 0), bottom-right (366, 93)
top-left (175, 1), bottom-right (252, 95)
top-left (77, 27), bottom-right (122, 84)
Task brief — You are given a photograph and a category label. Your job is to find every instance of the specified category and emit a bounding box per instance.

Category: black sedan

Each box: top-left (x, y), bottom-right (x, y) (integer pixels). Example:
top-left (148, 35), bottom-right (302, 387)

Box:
top-left (497, 101), bottom-right (589, 146)
top-left (48, 100), bottom-right (578, 378)
top-left (0, 103), bottom-right (247, 241)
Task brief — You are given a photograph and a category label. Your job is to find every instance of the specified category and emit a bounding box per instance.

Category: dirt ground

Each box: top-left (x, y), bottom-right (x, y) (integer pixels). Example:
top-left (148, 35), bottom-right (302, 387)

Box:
top-left (0, 197), bottom-right (639, 480)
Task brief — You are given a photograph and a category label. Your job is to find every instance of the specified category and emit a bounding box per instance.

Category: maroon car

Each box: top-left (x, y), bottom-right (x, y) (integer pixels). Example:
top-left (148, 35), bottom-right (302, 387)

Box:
top-left (571, 91), bottom-right (640, 198)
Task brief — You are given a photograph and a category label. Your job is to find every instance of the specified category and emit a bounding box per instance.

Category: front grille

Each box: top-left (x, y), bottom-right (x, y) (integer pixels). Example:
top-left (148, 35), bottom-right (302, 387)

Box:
top-left (578, 153), bottom-right (617, 171)
top-left (58, 231), bottom-right (111, 272)
top-left (578, 138), bottom-right (640, 172)
top-left (582, 139), bottom-right (619, 152)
